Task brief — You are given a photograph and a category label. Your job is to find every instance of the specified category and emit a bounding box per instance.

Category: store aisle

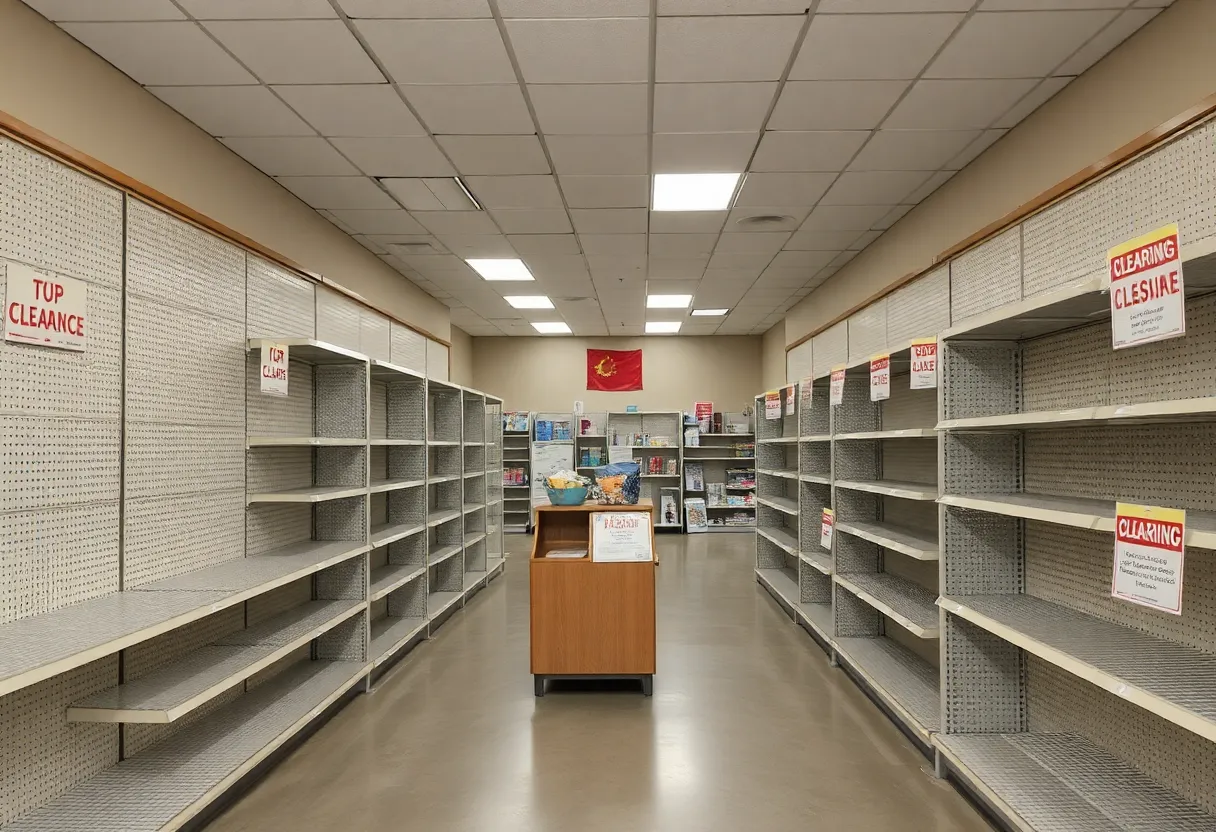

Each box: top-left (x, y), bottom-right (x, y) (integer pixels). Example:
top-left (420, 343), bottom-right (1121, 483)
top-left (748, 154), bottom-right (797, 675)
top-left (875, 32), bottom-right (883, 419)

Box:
top-left (209, 534), bottom-right (990, 832)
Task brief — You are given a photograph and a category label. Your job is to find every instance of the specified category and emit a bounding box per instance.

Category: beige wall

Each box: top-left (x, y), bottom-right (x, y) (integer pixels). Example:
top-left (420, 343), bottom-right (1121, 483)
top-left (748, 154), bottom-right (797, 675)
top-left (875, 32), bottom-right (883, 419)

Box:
top-left (449, 326), bottom-right (474, 387)
top-left (785, 0), bottom-right (1216, 345)
top-left (761, 320), bottom-right (786, 391)
top-left (472, 336), bottom-right (761, 413)
top-left (0, 0), bottom-right (449, 340)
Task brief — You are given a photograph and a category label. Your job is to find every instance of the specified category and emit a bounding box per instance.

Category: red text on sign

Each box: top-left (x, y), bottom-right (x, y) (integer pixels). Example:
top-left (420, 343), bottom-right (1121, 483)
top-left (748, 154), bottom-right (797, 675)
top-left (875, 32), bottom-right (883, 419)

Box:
top-left (1109, 235), bottom-right (1178, 280)
top-left (1112, 270), bottom-right (1180, 310)
top-left (1116, 517), bottom-right (1184, 552)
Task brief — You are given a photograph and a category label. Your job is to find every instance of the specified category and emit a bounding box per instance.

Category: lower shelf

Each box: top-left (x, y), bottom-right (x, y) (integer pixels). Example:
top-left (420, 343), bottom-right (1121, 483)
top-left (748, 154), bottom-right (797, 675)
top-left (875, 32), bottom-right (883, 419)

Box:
top-left (834, 572), bottom-right (940, 638)
top-left (369, 615), bottom-right (428, 668)
top-left (796, 601), bottom-right (832, 642)
top-left (835, 636), bottom-right (940, 744)
top-left (6, 659), bottom-right (368, 832)
top-left (427, 591), bottom-right (462, 620)
top-left (936, 732), bottom-right (1216, 831)
top-left (756, 567), bottom-right (799, 609)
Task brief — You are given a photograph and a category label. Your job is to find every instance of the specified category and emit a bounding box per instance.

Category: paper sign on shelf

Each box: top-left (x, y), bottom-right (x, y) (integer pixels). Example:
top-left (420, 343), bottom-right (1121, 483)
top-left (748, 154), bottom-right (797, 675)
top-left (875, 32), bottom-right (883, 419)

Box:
top-left (1111, 502), bottom-right (1185, 615)
top-left (829, 368), bottom-right (846, 406)
top-left (591, 511), bottom-right (653, 562)
top-left (869, 354), bottom-right (890, 402)
top-left (784, 385), bottom-right (796, 416)
top-left (1108, 223), bottom-right (1186, 349)
top-left (910, 337), bottom-right (938, 390)
top-left (3, 263), bottom-right (87, 352)
top-left (799, 376), bottom-right (813, 408)
top-left (820, 508), bottom-right (834, 551)
top-left (764, 390), bottom-right (781, 420)
top-left (259, 342), bottom-right (289, 396)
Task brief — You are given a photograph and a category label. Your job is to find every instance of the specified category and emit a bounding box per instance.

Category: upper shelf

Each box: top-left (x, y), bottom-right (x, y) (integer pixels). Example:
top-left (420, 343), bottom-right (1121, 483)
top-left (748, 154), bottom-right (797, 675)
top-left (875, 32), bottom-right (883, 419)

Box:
top-left (246, 436), bottom-right (364, 448)
top-left (834, 573), bottom-right (939, 639)
top-left (246, 338), bottom-right (366, 365)
top-left (835, 479), bottom-right (937, 501)
top-left (835, 428), bottom-right (936, 440)
top-left (835, 519), bottom-right (938, 561)
top-left (246, 484), bottom-right (367, 504)
top-left (369, 359), bottom-right (424, 382)
top-left (939, 396), bottom-right (1216, 431)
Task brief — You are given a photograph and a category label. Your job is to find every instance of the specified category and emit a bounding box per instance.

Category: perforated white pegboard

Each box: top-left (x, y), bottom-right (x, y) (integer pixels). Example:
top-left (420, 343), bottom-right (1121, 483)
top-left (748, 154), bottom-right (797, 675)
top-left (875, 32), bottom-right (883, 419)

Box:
top-left (246, 256), bottom-right (315, 340)
top-left (359, 310), bottom-right (391, 362)
top-left (811, 320), bottom-right (847, 378)
top-left (245, 504), bottom-right (312, 556)
top-left (315, 286), bottom-right (362, 351)
top-left (1021, 323), bottom-right (1109, 411)
top-left (246, 357), bottom-right (314, 438)
top-left (427, 339), bottom-right (450, 381)
top-left (390, 322), bottom-right (426, 373)
top-left (785, 340), bottom-right (811, 385)
top-left (887, 265), bottom-right (949, 347)
top-left (0, 416), bottom-right (120, 514)
top-left (847, 297), bottom-right (887, 366)
top-left (880, 383), bottom-right (936, 432)
top-left (370, 381), bottom-right (388, 440)
top-left (123, 424), bottom-right (244, 500)
top-left (950, 226), bottom-right (1021, 322)
top-left (123, 491), bottom-right (245, 588)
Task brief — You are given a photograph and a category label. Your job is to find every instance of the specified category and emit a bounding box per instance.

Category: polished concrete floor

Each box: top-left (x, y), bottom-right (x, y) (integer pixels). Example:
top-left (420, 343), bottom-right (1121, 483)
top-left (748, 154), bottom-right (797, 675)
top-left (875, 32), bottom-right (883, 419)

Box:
top-left (209, 534), bottom-right (992, 832)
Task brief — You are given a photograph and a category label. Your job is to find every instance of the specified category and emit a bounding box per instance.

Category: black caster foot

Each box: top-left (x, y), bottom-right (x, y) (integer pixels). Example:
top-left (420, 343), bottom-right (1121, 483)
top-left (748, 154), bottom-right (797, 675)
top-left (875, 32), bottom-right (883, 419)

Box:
top-left (534, 675), bottom-right (545, 697)
top-left (641, 675), bottom-right (653, 696)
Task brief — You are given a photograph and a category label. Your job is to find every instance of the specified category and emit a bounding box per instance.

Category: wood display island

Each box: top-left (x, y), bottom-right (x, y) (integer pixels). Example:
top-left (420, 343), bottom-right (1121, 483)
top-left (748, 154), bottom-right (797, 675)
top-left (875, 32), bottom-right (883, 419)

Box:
top-left (529, 501), bottom-right (656, 696)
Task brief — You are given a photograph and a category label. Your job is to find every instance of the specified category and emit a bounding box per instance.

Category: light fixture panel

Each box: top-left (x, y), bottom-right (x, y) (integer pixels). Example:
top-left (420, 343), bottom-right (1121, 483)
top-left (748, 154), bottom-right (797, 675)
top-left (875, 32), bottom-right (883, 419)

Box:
top-left (652, 173), bottom-right (741, 212)
top-left (467, 258), bottom-right (534, 281)
top-left (505, 295), bottom-right (554, 309)
top-left (646, 294), bottom-right (692, 309)
top-left (532, 321), bottom-right (571, 334)
top-left (691, 308), bottom-right (729, 316)
top-left (646, 321), bottom-right (682, 334)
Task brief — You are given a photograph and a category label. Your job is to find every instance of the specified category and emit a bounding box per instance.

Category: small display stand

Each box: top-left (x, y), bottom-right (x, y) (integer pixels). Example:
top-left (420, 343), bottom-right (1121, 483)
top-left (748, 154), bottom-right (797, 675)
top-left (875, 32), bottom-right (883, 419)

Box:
top-left (530, 500), bottom-right (656, 696)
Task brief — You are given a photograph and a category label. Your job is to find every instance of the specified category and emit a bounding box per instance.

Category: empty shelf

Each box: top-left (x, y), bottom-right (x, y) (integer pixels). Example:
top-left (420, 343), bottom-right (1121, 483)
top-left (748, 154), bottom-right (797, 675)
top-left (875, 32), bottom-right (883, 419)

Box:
top-left (756, 567), bottom-right (800, 609)
top-left (427, 591), bottom-right (462, 619)
top-left (487, 557), bottom-right (505, 575)
top-left (800, 551), bottom-right (831, 575)
top-left (835, 520), bottom-right (938, 560)
top-left (369, 477), bottom-right (425, 494)
top-left (427, 474), bottom-right (460, 484)
top-left (835, 427), bottom-right (937, 440)
top-left (246, 484), bottom-right (366, 504)
top-left (370, 358), bottom-right (425, 381)
top-left (370, 521), bottom-right (425, 548)
top-left (758, 437), bottom-right (798, 444)
top-left (67, 600), bottom-right (361, 724)
top-left (685, 456), bottom-right (755, 461)
top-left (640, 473), bottom-right (679, 478)
top-left (940, 276), bottom-right (1106, 341)
top-left (759, 468), bottom-right (797, 479)
top-left (369, 616), bottom-right (428, 668)
top-left (939, 396), bottom-right (1216, 431)
top-left (429, 544), bottom-right (462, 567)
top-left (4, 659), bottom-right (368, 832)
top-left (427, 509), bottom-right (460, 527)
top-left (796, 601), bottom-right (833, 642)
top-left (835, 479), bottom-right (937, 501)
top-left (464, 532), bottom-right (486, 547)
top-left (246, 436), bottom-right (363, 447)
top-left (940, 594), bottom-right (1216, 745)
top-left (834, 573), bottom-right (939, 638)
top-left (836, 637), bottom-right (940, 742)
top-left (369, 563), bottom-right (426, 602)
top-left (758, 495), bottom-right (798, 515)
top-left (428, 440), bottom-right (460, 447)
top-left (247, 337), bottom-right (367, 365)
top-left (368, 438), bottom-right (425, 446)
top-left (801, 434), bottom-right (831, 443)
top-left (799, 473), bottom-right (831, 485)
top-left (756, 526), bottom-right (799, 555)
top-left (463, 470), bottom-right (485, 479)
top-left (935, 733), bottom-right (1216, 832)
top-left (462, 502), bottom-right (484, 514)
top-left (463, 571), bottom-right (485, 592)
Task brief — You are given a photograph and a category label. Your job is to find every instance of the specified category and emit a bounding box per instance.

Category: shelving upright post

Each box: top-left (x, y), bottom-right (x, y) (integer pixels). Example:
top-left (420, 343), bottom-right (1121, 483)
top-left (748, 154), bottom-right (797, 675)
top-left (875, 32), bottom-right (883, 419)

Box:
top-left (426, 379), bottom-right (465, 627)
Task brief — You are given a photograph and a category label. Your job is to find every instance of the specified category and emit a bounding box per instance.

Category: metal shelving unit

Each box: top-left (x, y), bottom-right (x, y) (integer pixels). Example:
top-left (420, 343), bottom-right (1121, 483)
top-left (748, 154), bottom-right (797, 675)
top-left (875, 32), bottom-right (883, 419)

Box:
top-left (530, 410), bottom-right (574, 525)
top-left (502, 411), bottom-right (532, 533)
top-left (683, 411), bottom-right (755, 532)
top-left (607, 411), bottom-right (683, 529)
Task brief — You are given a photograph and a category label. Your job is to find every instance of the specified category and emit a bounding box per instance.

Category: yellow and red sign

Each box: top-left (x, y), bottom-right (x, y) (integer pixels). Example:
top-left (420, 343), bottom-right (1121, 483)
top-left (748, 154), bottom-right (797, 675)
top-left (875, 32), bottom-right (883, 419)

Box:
top-left (1111, 502), bottom-right (1186, 614)
top-left (1108, 223), bottom-right (1185, 349)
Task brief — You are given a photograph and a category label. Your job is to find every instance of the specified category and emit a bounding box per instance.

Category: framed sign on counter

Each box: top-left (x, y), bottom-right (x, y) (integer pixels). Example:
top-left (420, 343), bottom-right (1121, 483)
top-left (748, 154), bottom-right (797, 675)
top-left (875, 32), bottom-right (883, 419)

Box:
top-left (591, 511), bottom-right (655, 562)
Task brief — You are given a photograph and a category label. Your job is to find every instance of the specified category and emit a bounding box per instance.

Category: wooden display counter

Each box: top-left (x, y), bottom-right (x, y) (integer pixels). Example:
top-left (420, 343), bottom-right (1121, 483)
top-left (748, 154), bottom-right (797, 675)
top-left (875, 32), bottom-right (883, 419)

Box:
top-left (529, 500), bottom-right (656, 696)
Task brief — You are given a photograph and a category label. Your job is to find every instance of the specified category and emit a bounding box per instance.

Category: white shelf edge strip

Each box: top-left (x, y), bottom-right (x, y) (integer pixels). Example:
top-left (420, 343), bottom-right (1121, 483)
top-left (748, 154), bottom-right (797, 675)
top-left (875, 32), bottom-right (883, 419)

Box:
top-left (833, 575), bottom-right (939, 639)
top-left (834, 520), bottom-right (938, 560)
top-left (370, 565), bottom-right (427, 603)
top-left (938, 396), bottom-right (1216, 431)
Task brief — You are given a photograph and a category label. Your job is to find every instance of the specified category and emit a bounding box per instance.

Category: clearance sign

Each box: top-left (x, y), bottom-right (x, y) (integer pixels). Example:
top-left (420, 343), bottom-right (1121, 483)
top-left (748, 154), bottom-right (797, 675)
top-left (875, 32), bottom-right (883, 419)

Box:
top-left (1111, 503), bottom-right (1185, 615)
top-left (1108, 224), bottom-right (1185, 349)
top-left (4, 263), bottom-right (87, 352)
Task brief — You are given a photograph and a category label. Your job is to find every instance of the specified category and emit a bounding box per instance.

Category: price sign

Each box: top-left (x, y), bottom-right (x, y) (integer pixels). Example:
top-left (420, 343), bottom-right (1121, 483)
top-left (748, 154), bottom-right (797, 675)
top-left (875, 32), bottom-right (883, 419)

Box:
top-left (3, 263), bottom-right (87, 352)
top-left (591, 511), bottom-right (654, 562)
top-left (820, 508), bottom-right (834, 551)
top-left (910, 337), bottom-right (938, 390)
top-left (869, 354), bottom-right (890, 402)
top-left (1111, 503), bottom-right (1185, 614)
top-left (799, 376), bottom-right (813, 408)
top-left (784, 385), bottom-right (796, 416)
top-left (764, 390), bottom-right (781, 420)
top-left (259, 342), bottom-right (289, 396)
top-left (1108, 223), bottom-right (1185, 349)
top-left (829, 368), bottom-right (845, 406)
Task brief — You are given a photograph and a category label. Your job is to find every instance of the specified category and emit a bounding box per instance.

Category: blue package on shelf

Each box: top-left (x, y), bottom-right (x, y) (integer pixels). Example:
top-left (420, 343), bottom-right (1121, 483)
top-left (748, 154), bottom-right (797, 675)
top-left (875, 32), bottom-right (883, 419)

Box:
top-left (535, 421), bottom-right (553, 441)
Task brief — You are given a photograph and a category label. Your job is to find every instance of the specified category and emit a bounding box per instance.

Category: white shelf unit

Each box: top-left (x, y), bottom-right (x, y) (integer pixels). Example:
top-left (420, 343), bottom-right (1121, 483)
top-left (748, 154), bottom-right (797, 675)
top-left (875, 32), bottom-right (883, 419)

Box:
top-left (574, 410), bottom-right (608, 472)
top-left (485, 395), bottom-right (505, 571)
top-left (426, 379), bottom-right (470, 627)
top-left (755, 392), bottom-right (804, 618)
top-left (606, 411), bottom-right (684, 528)
top-left (461, 388), bottom-right (489, 594)
top-left (530, 410), bottom-right (574, 525)
top-left (502, 411), bottom-right (531, 533)
top-left (683, 412), bottom-right (755, 532)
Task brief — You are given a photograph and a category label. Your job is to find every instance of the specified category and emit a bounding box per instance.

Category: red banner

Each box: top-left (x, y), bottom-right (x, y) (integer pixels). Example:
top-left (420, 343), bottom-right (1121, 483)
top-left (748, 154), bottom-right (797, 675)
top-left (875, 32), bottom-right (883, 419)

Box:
top-left (587, 348), bottom-right (642, 391)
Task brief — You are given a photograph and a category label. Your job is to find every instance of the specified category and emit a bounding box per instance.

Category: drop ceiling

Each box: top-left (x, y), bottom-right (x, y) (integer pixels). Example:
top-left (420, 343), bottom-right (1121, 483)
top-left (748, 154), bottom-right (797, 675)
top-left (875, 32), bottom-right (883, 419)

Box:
top-left (25, 0), bottom-right (1171, 336)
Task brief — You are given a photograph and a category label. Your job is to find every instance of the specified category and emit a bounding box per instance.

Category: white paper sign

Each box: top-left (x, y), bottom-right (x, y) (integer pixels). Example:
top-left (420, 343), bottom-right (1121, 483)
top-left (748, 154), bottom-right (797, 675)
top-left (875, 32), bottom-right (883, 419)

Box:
top-left (799, 376), bottom-right (813, 409)
top-left (1108, 223), bottom-right (1185, 349)
top-left (3, 263), bottom-right (87, 351)
top-left (869, 354), bottom-right (890, 402)
top-left (764, 390), bottom-right (781, 420)
top-left (784, 385), bottom-right (795, 416)
top-left (820, 508), bottom-right (834, 551)
top-left (259, 342), bottom-right (289, 396)
top-left (592, 511), bottom-right (654, 562)
top-left (829, 368), bottom-right (845, 406)
top-left (910, 338), bottom-right (938, 390)
top-left (1111, 502), bottom-right (1185, 615)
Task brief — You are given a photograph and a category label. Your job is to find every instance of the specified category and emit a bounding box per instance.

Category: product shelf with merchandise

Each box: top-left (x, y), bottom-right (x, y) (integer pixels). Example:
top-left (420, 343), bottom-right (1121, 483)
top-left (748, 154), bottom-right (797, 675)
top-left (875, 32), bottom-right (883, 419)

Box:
top-left (607, 411), bottom-right (684, 529)
top-left (574, 410), bottom-right (609, 472)
top-left (683, 410), bottom-right (755, 533)
top-left (502, 410), bottom-right (532, 533)
top-left (530, 411), bottom-right (574, 525)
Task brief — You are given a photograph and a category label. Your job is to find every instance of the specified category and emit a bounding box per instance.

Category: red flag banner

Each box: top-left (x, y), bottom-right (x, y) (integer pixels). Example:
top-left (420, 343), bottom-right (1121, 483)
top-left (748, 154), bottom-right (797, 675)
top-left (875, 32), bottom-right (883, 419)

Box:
top-left (587, 348), bottom-right (642, 392)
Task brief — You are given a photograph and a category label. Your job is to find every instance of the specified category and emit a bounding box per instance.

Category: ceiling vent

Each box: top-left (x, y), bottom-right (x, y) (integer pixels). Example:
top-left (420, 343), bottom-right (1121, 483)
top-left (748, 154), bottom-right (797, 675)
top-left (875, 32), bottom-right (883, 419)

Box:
top-left (735, 214), bottom-right (794, 229)
top-left (395, 242), bottom-right (443, 255)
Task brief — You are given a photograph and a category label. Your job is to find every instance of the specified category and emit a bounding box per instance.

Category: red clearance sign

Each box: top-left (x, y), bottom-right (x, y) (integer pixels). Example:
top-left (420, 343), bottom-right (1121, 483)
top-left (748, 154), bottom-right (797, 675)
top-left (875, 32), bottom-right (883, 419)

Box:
top-left (1108, 224), bottom-right (1185, 349)
top-left (4, 263), bottom-right (87, 352)
top-left (1111, 503), bottom-right (1185, 614)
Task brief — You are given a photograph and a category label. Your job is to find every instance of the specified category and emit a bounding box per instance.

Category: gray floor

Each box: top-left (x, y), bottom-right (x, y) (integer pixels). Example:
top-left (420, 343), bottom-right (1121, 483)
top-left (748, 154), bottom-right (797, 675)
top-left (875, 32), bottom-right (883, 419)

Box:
top-left (209, 533), bottom-right (992, 832)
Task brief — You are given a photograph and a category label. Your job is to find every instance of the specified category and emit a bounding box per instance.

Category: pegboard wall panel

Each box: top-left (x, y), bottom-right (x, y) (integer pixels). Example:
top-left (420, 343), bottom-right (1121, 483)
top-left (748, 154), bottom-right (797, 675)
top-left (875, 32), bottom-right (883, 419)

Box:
top-left (315, 286), bottom-right (363, 352)
top-left (880, 439), bottom-right (937, 486)
top-left (1027, 658), bottom-right (1216, 815)
top-left (246, 256), bottom-right (315, 340)
top-left (943, 614), bottom-right (1025, 734)
top-left (0, 417), bottom-right (120, 514)
top-left (316, 365), bottom-right (367, 439)
top-left (1025, 523), bottom-right (1216, 655)
top-left (942, 432), bottom-right (1019, 496)
top-left (246, 578), bottom-right (312, 629)
top-left (0, 137), bottom-right (123, 289)
top-left (390, 323), bottom-right (426, 373)
top-left (1021, 322), bottom-right (1109, 412)
top-left (880, 383), bottom-right (936, 431)
top-left (359, 310), bottom-right (391, 362)
top-left (246, 357), bottom-right (314, 438)
top-left (370, 382), bottom-right (388, 440)
top-left (427, 339), bottom-right (450, 381)
top-left (943, 507), bottom-right (1022, 596)
top-left (246, 504), bottom-right (312, 556)
top-left (246, 447), bottom-right (313, 495)
top-left (847, 297), bottom-right (888, 366)
top-left (887, 266), bottom-right (949, 347)
top-left (833, 376), bottom-right (879, 435)
top-left (123, 424), bottom-right (244, 500)
top-left (123, 491), bottom-right (245, 588)
top-left (1022, 119), bottom-right (1216, 297)
top-left (785, 340), bottom-right (811, 385)
top-left (811, 321), bottom-right (847, 378)
top-left (942, 342), bottom-right (1019, 422)
top-left (949, 226), bottom-right (1021, 322)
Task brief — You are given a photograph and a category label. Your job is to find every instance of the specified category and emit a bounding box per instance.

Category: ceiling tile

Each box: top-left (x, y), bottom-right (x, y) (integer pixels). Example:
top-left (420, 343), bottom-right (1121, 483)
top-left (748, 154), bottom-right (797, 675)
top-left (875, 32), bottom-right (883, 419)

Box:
top-left (884, 79), bottom-right (1039, 129)
top-left (355, 19), bottom-right (515, 84)
top-left (792, 12), bottom-right (962, 81)
top-left (785, 229), bottom-right (862, 250)
top-left (726, 207), bottom-right (809, 232)
top-left (275, 176), bottom-right (396, 209)
top-left (817, 0), bottom-right (973, 9)
top-left (463, 176), bottom-right (563, 209)
top-left (499, 0), bottom-right (649, 15)
top-left (335, 0), bottom-right (491, 16)
top-left (647, 257), bottom-right (710, 278)
top-left (488, 209), bottom-right (574, 234)
top-left (327, 209), bottom-right (428, 235)
top-left (24, 0), bottom-right (184, 20)
top-left (645, 277), bottom-right (701, 293)
top-left (403, 85), bottom-right (535, 135)
top-left (150, 86), bottom-right (311, 136)
top-left (829, 250), bottom-right (859, 268)
top-left (180, 0), bottom-right (336, 17)
top-left (979, 0), bottom-right (1134, 9)
top-left (431, 234), bottom-right (517, 257)
top-left (849, 229), bottom-right (884, 250)
top-left (570, 208), bottom-right (648, 234)
top-left (800, 204), bottom-right (892, 231)
top-left (873, 204), bottom-right (914, 230)
top-left (60, 22), bottom-right (255, 84)
top-left (750, 131), bottom-right (869, 172)
top-left (659, 0), bottom-right (811, 12)
top-left (904, 170), bottom-right (958, 203)
top-left (203, 20), bottom-right (383, 83)
top-left (705, 252), bottom-right (769, 276)
top-left (528, 85), bottom-right (648, 136)
top-left (948, 128), bottom-right (1008, 168)
top-left (656, 15), bottom-right (803, 82)
top-left (272, 84), bottom-right (424, 137)
top-left (588, 253), bottom-right (646, 276)
top-left (652, 133), bottom-right (759, 174)
top-left (769, 81), bottom-right (909, 130)
top-left (410, 211), bottom-right (500, 236)
top-left (506, 18), bottom-right (649, 83)
top-left (381, 178), bottom-right (474, 211)
top-left (653, 83), bottom-right (777, 133)
top-left (648, 234), bottom-right (717, 257)
top-left (820, 170), bottom-right (932, 205)
top-left (436, 135), bottom-right (550, 175)
top-left (736, 172), bottom-right (835, 207)
top-left (714, 232), bottom-right (789, 256)
top-left (927, 10), bottom-right (1117, 79)
top-left (547, 135), bottom-right (649, 174)
top-left (331, 137), bottom-right (455, 177)
top-left (849, 129), bottom-right (981, 171)
top-left (220, 137), bottom-right (358, 176)
top-left (580, 234), bottom-right (648, 256)
top-left (523, 255), bottom-right (590, 280)
top-left (769, 250), bottom-right (837, 270)
top-left (560, 175), bottom-right (649, 209)
top-left (1056, 9), bottom-right (1160, 75)
top-left (507, 234), bottom-right (582, 255)
top-left (366, 233), bottom-right (447, 252)
top-left (994, 77), bottom-right (1074, 129)
top-left (649, 211), bottom-right (728, 234)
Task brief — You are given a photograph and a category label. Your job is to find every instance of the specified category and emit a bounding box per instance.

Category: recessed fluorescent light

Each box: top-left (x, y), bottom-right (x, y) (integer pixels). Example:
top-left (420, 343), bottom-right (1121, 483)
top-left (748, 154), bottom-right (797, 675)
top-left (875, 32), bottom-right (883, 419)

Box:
top-left (532, 322), bottom-right (571, 334)
top-left (504, 295), bottom-right (554, 309)
top-left (467, 258), bottom-right (533, 281)
top-left (646, 321), bottom-right (682, 334)
top-left (646, 294), bottom-right (692, 309)
top-left (691, 308), bottom-right (729, 316)
top-left (652, 173), bottom-right (741, 212)
top-left (453, 176), bottom-right (482, 210)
